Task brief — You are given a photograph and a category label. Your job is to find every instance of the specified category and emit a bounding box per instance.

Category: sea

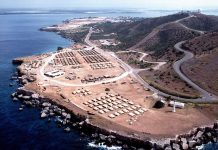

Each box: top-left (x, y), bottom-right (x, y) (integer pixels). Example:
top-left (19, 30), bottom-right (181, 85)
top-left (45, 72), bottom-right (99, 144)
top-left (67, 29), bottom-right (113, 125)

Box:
top-left (0, 9), bottom-right (218, 150)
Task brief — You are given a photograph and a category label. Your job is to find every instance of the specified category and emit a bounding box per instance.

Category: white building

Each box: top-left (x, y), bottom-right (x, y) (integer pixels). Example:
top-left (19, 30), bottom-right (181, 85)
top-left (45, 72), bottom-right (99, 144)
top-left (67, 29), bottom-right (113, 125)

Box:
top-left (44, 70), bottom-right (65, 78)
top-left (169, 101), bottom-right (185, 109)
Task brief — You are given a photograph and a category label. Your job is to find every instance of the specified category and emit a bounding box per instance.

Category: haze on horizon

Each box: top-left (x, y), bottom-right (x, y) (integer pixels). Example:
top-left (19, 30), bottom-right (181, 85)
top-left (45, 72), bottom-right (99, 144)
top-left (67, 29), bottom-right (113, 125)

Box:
top-left (0, 0), bottom-right (218, 10)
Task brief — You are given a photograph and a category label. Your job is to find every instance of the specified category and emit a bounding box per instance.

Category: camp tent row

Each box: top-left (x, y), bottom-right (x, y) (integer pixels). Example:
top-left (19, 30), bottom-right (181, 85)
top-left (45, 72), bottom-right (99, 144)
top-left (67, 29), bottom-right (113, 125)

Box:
top-left (83, 93), bottom-right (148, 119)
top-left (90, 62), bottom-right (115, 70)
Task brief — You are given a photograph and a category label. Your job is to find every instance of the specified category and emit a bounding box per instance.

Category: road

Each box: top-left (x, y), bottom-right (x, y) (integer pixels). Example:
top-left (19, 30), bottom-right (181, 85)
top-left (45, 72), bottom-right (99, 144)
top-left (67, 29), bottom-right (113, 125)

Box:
top-left (172, 17), bottom-right (217, 101)
top-left (39, 28), bottom-right (131, 87)
top-left (115, 14), bottom-right (216, 102)
top-left (85, 26), bottom-right (218, 102)
top-left (116, 50), bottom-right (166, 71)
top-left (40, 15), bottom-right (217, 102)
top-left (128, 15), bottom-right (204, 51)
top-left (173, 41), bottom-right (218, 101)
top-left (84, 28), bottom-right (196, 102)
top-left (175, 15), bottom-right (205, 34)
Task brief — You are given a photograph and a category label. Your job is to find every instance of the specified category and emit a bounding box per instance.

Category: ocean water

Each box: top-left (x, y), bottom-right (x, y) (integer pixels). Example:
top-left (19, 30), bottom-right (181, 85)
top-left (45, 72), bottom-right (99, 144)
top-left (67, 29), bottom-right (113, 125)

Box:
top-left (0, 9), bottom-right (217, 150)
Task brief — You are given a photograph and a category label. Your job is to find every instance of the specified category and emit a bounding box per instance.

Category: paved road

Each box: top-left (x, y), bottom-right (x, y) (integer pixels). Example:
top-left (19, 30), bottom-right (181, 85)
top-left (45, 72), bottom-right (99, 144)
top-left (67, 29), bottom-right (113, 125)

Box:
top-left (173, 41), bottom-right (218, 101)
top-left (40, 16), bottom-right (217, 102)
top-left (39, 28), bottom-right (130, 87)
top-left (79, 16), bottom-right (218, 102)
top-left (85, 28), bottom-right (205, 102)
top-left (116, 14), bottom-right (217, 102)
top-left (128, 15), bottom-right (204, 51)
top-left (172, 17), bottom-right (217, 101)
top-left (175, 15), bottom-right (205, 34)
top-left (116, 50), bottom-right (166, 70)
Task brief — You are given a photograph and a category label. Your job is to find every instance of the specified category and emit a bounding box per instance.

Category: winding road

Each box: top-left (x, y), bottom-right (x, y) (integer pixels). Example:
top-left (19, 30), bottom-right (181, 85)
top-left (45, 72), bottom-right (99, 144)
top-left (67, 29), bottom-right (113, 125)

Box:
top-left (84, 23), bottom-right (218, 102)
top-left (173, 42), bottom-right (217, 101)
top-left (40, 14), bottom-right (217, 102)
top-left (172, 16), bottom-right (217, 101)
top-left (116, 14), bottom-right (217, 102)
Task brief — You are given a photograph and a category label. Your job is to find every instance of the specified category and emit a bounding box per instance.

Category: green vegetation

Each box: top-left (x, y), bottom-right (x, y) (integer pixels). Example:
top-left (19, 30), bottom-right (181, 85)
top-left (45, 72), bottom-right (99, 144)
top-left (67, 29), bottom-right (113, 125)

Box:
top-left (143, 78), bottom-right (200, 99)
top-left (92, 13), bottom-right (190, 50)
top-left (128, 59), bottom-right (153, 69)
top-left (148, 27), bottom-right (199, 57)
top-left (181, 13), bottom-right (218, 31)
top-left (58, 28), bottom-right (89, 44)
top-left (182, 32), bottom-right (218, 55)
top-left (105, 88), bottom-right (110, 92)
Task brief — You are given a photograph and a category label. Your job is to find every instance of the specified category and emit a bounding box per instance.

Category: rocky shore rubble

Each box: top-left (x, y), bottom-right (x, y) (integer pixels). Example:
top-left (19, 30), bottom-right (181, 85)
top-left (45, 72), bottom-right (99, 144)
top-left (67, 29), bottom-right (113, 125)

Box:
top-left (10, 87), bottom-right (218, 150)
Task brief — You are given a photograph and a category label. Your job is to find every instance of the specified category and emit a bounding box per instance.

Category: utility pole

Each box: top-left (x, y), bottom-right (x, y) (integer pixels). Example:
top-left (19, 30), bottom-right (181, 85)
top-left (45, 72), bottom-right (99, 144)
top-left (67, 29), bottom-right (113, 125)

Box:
top-left (173, 100), bottom-right (176, 113)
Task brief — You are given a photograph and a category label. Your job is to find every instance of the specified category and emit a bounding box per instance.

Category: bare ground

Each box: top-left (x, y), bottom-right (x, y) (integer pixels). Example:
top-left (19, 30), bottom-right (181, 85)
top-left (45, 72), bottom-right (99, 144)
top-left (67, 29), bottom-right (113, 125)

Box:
top-left (138, 49), bottom-right (200, 98)
top-left (182, 49), bottom-right (218, 96)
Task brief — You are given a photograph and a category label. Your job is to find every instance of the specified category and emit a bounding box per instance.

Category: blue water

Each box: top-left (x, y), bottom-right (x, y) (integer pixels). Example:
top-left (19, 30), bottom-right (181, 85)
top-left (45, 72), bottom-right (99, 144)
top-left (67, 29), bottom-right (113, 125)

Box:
top-left (0, 10), bottom-right (217, 150)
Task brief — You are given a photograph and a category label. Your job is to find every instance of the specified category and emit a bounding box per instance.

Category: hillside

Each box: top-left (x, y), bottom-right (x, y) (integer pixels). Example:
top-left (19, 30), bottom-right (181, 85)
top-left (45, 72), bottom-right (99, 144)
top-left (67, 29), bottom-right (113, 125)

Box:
top-left (142, 22), bottom-right (199, 57)
top-left (180, 13), bottom-right (218, 31)
top-left (90, 13), bottom-right (218, 59)
top-left (41, 12), bottom-right (218, 99)
top-left (181, 33), bottom-right (218, 95)
top-left (182, 32), bottom-right (218, 55)
top-left (91, 12), bottom-right (190, 51)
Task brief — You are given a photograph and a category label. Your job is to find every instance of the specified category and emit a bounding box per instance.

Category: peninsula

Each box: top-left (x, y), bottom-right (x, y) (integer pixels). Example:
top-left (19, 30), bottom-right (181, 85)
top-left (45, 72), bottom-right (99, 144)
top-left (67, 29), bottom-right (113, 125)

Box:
top-left (12, 12), bottom-right (218, 149)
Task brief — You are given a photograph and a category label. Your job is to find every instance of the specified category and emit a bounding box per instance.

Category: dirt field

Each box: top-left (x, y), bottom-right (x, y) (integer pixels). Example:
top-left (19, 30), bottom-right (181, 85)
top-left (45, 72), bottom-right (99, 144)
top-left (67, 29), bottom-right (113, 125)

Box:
top-left (17, 44), bottom-right (218, 140)
top-left (42, 48), bottom-right (124, 85)
top-left (24, 80), bottom-right (218, 139)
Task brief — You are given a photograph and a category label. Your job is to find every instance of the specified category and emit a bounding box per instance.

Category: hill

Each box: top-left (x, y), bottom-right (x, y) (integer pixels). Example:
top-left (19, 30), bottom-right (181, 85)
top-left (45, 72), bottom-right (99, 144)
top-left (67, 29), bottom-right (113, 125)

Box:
top-left (41, 12), bottom-right (218, 98)
top-left (180, 13), bottom-right (218, 32)
top-left (91, 12), bottom-right (190, 52)
top-left (182, 32), bottom-right (218, 55)
top-left (181, 33), bottom-right (218, 95)
top-left (142, 22), bottom-right (199, 57)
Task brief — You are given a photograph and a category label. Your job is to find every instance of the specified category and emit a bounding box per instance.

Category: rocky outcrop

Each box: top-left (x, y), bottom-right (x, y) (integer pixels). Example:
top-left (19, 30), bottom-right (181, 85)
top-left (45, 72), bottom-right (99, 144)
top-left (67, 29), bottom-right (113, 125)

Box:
top-left (39, 27), bottom-right (59, 32)
top-left (12, 58), bottom-right (24, 65)
top-left (11, 87), bottom-right (218, 150)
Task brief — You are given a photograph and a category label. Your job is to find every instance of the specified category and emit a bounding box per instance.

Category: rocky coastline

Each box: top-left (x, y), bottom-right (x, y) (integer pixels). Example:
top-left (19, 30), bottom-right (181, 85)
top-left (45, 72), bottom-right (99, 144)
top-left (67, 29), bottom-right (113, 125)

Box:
top-left (12, 58), bottom-right (24, 65)
top-left (9, 13), bottom-right (218, 149)
top-left (10, 72), bottom-right (218, 150)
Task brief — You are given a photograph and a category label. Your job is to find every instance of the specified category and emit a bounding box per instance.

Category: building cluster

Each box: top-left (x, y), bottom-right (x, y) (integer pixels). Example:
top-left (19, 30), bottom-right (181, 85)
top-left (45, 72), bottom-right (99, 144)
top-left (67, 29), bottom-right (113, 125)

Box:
top-left (65, 72), bottom-right (77, 80)
top-left (31, 60), bottom-right (42, 68)
top-left (90, 62), bottom-right (115, 70)
top-left (83, 93), bottom-right (148, 119)
top-left (72, 88), bottom-right (92, 96)
top-left (81, 75), bottom-right (115, 83)
top-left (78, 49), bottom-right (99, 56)
top-left (83, 54), bottom-right (108, 64)
top-left (53, 51), bottom-right (80, 66)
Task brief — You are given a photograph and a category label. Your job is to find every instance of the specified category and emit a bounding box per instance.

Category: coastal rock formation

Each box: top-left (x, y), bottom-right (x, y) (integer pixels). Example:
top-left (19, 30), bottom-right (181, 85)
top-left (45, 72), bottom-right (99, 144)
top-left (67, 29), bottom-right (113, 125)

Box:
top-left (11, 87), bottom-right (218, 150)
top-left (10, 13), bottom-right (218, 149)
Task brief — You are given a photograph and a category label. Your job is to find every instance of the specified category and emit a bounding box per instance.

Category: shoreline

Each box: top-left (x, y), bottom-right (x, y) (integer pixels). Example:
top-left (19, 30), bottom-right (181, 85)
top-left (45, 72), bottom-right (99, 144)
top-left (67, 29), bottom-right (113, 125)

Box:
top-left (11, 15), bottom-right (218, 149)
top-left (11, 59), bottom-right (218, 149)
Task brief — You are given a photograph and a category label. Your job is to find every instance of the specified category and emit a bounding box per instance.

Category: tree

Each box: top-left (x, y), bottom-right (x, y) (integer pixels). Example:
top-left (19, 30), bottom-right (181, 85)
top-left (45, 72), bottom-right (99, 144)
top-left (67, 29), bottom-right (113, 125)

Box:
top-left (105, 88), bottom-right (110, 92)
